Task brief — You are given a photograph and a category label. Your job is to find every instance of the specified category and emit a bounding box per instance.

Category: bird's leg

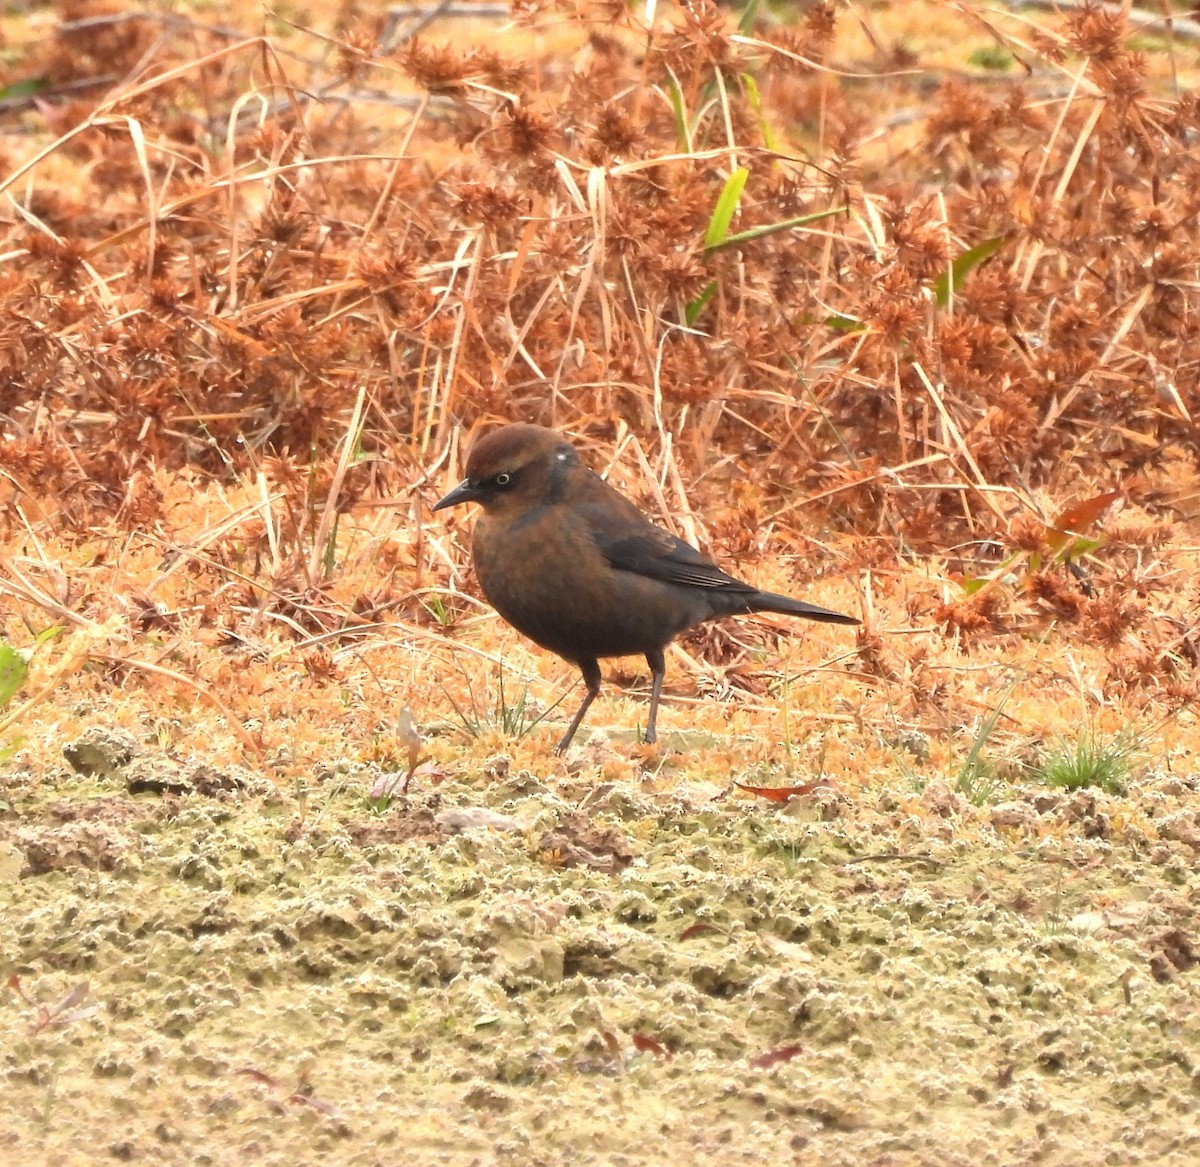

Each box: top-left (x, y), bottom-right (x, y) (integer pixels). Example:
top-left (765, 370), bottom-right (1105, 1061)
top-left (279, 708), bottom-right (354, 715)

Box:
top-left (643, 649), bottom-right (665, 745)
top-left (555, 658), bottom-right (602, 754)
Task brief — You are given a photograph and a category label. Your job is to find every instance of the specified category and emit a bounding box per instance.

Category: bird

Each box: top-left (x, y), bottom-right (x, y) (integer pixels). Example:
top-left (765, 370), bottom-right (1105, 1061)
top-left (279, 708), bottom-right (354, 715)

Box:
top-left (433, 423), bottom-right (858, 753)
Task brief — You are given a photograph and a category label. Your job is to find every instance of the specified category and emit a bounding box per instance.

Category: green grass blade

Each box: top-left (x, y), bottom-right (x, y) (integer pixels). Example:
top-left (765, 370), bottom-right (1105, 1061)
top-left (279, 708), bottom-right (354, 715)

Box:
top-left (34, 626), bottom-right (63, 650)
top-left (957, 674), bottom-right (1018, 802)
top-left (707, 205), bottom-right (841, 253)
top-left (740, 72), bottom-right (762, 109)
top-left (933, 235), bottom-right (1007, 308)
top-left (704, 167), bottom-right (749, 251)
top-left (0, 643), bottom-right (31, 709)
top-left (664, 68), bottom-right (689, 153)
top-left (685, 280), bottom-right (718, 326)
top-left (824, 313), bottom-right (867, 332)
top-left (740, 73), bottom-right (777, 152)
top-left (0, 78), bottom-right (50, 101)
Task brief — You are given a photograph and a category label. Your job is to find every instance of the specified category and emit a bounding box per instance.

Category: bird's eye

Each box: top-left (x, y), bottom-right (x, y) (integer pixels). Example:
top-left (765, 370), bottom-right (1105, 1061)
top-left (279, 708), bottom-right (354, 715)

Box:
top-left (494, 472), bottom-right (512, 488)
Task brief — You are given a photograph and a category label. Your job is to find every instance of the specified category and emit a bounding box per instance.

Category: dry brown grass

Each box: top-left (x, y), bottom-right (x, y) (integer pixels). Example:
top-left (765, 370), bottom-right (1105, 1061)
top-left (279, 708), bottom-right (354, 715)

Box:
top-left (1, 0), bottom-right (1198, 779)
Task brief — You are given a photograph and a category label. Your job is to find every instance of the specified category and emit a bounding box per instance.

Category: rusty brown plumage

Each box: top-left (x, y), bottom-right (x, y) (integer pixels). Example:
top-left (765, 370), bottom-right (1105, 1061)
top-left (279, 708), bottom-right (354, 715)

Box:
top-left (434, 424), bottom-right (858, 752)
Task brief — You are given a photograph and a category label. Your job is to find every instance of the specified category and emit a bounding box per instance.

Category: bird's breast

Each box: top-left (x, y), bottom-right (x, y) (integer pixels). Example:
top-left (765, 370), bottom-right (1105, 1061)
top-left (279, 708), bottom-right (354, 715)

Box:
top-left (471, 507), bottom-right (706, 662)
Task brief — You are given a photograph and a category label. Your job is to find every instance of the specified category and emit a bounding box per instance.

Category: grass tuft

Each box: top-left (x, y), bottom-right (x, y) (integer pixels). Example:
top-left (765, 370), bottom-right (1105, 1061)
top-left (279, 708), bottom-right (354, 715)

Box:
top-left (1037, 730), bottom-right (1139, 795)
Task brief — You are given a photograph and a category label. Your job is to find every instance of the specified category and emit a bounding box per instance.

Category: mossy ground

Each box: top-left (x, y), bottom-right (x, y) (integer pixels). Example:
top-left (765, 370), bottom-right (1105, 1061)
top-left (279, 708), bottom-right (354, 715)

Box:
top-left (5, 719), bottom-right (1200, 1165)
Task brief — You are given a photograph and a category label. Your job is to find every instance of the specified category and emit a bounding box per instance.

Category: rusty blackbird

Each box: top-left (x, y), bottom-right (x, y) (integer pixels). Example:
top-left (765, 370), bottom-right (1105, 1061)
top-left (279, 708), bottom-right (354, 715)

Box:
top-left (434, 424), bottom-right (858, 752)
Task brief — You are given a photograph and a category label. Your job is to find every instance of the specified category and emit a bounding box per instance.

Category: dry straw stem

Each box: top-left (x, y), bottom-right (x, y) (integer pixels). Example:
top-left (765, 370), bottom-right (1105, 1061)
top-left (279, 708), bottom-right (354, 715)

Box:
top-left (0, 552), bottom-right (270, 773)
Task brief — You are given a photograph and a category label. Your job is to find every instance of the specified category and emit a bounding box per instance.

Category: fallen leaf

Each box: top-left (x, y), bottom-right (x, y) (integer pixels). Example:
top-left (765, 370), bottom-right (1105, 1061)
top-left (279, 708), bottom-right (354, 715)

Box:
top-left (631, 1033), bottom-right (671, 1059)
top-left (6, 974), bottom-right (31, 1004)
top-left (1044, 490), bottom-right (1121, 556)
top-left (236, 1067), bottom-right (279, 1089)
top-left (750, 1044), bottom-right (803, 1069)
top-left (734, 779), bottom-right (834, 802)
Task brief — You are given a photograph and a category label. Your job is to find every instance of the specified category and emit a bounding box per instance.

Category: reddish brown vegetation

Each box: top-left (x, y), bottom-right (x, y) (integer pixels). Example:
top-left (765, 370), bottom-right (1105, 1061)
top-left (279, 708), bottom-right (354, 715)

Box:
top-left (0, 1), bottom-right (1197, 733)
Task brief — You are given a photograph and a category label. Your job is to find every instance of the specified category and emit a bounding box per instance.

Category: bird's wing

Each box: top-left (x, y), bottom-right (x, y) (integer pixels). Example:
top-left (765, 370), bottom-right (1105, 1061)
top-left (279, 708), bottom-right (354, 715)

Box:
top-left (577, 501), bottom-right (755, 593)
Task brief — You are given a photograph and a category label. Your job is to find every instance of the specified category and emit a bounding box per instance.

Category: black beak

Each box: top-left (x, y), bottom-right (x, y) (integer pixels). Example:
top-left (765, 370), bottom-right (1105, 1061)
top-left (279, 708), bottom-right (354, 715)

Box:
top-left (432, 478), bottom-right (480, 511)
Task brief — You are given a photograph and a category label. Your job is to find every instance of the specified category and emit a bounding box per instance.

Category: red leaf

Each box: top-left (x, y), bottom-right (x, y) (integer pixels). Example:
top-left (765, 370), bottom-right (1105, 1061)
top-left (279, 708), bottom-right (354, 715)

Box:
top-left (237, 1067), bottom-right (279, 1089)
top-left (631, 1033), bottom-right (671, 1059)
top-left (680, 922), bottom-right (721, 940)
top-left (750, 1044), bottom-right (803, 1069)
top-left (734, 779), bottom-right (833, 802)
top-left (1044, 490), bottom-right (1121, 554)
top-left (7, 974), bottom-right (33, 1005)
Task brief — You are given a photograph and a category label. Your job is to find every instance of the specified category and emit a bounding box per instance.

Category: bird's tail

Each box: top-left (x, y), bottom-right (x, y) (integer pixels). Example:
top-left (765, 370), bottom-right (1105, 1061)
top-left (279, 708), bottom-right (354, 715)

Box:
top-left (749, 590), bottom-right (859, 625)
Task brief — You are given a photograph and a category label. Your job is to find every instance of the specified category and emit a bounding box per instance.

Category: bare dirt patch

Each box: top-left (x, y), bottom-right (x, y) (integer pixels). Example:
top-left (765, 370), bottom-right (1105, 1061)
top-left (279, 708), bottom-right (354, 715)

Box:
top-left (5, 733), bottom-right (1200, 1164)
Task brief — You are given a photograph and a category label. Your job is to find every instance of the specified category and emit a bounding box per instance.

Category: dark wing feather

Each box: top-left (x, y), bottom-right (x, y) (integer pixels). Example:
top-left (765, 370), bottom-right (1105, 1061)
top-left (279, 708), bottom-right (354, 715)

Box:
top-left (576, 501), bottom-right (755, 593)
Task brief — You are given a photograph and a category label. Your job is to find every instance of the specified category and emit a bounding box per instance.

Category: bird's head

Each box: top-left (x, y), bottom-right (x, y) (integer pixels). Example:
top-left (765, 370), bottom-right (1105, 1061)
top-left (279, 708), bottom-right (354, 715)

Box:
top-left (433, 423), bottom-right (580, 518)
